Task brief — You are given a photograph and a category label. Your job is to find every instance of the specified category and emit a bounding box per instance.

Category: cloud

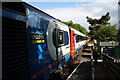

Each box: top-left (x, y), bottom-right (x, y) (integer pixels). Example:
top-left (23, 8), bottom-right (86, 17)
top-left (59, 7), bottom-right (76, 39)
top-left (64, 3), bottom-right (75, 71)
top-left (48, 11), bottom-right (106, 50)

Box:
top-left (42, 1), bottom-right (118, 31)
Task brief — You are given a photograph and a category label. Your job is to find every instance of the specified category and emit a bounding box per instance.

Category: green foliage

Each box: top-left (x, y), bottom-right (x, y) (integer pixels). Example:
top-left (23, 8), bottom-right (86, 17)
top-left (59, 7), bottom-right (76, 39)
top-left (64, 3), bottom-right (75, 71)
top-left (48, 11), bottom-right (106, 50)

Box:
top-left (86, 12), bottom-right (110, 26)
top-left (64, 20), bottom-right (73, 27)
top-left (98, 12), bottom-right (110, 25)
top-left (86, 12), bottom-right (117, 42)
top-left (117, 27), bottom-right (120, 42)
top-left (94, 25), bottom-right (117, 41)
top-left (63, 20), bottom-right (88, 36)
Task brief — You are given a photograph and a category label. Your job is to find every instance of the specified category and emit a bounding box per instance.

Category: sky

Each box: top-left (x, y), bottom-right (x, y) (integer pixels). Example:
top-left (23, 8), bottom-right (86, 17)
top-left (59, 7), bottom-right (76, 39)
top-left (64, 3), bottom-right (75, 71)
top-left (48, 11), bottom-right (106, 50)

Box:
top-left (22, 0), bottom-right (119, 31)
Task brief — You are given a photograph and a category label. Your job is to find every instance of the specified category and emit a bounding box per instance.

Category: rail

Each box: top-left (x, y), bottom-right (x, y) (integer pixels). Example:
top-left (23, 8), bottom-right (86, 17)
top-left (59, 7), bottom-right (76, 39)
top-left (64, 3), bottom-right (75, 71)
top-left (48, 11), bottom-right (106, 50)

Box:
top-left (102, 53), bottom-right (120, 79)
top-left (66, 61), bottom-right (83, 80)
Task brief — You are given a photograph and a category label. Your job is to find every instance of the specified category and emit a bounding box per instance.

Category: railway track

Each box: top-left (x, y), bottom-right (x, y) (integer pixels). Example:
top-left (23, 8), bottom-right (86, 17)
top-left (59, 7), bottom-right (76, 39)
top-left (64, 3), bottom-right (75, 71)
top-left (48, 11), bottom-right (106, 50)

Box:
top-left (65, 46), bottom-right (92, 80)
top-left (66, 59), bottom-right (92, 80)
top-left (66, 61), bottom-right (83, 80)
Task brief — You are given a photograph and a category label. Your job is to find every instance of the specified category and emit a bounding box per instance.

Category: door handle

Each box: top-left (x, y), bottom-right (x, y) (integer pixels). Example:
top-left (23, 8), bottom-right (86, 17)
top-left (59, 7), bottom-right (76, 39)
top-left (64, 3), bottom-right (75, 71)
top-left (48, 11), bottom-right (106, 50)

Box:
top-left (66, 46), bottom-right (70, 49)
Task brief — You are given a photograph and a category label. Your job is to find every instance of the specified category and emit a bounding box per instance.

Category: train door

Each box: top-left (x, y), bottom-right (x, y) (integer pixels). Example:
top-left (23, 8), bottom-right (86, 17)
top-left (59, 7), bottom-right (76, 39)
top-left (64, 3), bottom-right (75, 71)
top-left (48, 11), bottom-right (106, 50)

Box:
top-left (47, 21), bottom-right (70, 67)
top-left (70, 30), bottom-right (76, 56)
top-left (54, 22), bottom-right (70, 66)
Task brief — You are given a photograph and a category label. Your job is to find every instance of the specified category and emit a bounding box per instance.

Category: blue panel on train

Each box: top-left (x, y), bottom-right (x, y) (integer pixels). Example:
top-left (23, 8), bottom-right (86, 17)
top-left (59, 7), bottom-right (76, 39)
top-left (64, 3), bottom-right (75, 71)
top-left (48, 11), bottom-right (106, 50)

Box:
top-left (26, 9), bottom-right (57, 79)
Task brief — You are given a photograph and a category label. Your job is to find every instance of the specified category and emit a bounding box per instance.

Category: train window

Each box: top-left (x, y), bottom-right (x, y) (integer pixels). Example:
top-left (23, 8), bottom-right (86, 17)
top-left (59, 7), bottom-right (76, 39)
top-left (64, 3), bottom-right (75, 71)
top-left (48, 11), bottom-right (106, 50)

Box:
top-left (52, 29), bottom-right (64, 46)
top-left (79, 36), bottom-right (82, 41)
top-left (52, 28), bottom-right (58, 48)
top-left (81, 36), bottom-right (84, 40)
top-left (76, 35), bottom-right (86, 42)
top-left (76, 35), bottom-right (79, 43)
top-left (81, 36), bottom-right (83, 40)
top-left (53, 29), bottom-right (69, 47)
top-left (81, 36), bottom-right (86, 40)
top-left (58, 31), bottom-right (64, 44)
top-left (64, 31), bottom-right (69, 45)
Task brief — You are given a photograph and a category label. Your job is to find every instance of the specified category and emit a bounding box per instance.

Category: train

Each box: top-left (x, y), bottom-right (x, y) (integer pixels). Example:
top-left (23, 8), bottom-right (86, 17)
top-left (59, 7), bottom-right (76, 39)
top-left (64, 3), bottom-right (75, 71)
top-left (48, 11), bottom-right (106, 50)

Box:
top-left (2, 2), bottom-right (90, 80)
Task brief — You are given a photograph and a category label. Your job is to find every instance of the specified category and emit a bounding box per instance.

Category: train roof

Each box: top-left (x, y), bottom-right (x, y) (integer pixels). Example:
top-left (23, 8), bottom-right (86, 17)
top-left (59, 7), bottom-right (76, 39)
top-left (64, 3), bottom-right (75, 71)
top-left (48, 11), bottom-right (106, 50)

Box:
top-left (23, 2), bottom-right (66, 24)
top-left (70, 27), bottom-right (86, 37)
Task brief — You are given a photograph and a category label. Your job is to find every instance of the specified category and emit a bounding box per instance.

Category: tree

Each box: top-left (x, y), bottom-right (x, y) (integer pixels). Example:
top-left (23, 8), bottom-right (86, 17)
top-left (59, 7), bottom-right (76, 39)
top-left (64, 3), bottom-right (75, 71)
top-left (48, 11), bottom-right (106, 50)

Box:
top-left (63, 21), bottom-right (88, 36)
top-left (86, 12), bottom-right (110, 26)
top-left (98, 12), bottom-right (110, 25)
top-left (94, 25), bottom-right (117, 42)
top-left (64, 20), bottom-right (73, 27)
top-left (117, 28), bottom-right (120, 42)
top-left (86, 12), bottom-right (117, 41)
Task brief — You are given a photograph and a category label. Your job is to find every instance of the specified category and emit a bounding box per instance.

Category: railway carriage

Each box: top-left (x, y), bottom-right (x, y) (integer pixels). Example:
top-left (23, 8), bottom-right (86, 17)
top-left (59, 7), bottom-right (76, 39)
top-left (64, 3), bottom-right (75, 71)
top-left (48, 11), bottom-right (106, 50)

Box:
top-left (70, 27), bottom-right (88, 57)
top-left (2, 2), bottom-right (89, 80)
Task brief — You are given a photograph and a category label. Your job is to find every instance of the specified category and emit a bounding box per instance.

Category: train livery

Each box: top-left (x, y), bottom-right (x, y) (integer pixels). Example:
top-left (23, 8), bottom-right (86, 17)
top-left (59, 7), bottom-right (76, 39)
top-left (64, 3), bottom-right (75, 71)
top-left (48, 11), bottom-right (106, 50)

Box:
top-left (2, 2), bottom-right (89, 80)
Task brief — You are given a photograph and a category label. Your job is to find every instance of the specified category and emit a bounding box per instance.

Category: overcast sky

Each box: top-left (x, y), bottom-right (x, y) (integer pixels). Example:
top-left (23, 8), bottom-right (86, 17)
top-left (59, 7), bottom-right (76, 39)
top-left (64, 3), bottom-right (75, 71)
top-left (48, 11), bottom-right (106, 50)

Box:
top-left (23, 0), bottom-right (119, 31)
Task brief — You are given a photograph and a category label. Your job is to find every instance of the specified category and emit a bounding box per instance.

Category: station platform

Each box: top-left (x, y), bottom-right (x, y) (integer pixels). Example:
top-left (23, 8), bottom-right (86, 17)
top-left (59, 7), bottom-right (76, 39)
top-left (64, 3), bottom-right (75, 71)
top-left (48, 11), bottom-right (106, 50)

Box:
top-left (94, 62), bottom-right (116, 80)
top-left (67, 43), bottom-right (117, 80)
top-left (67, 42), bottom-right (118, 80)
top-left (67, 61), bottom-right (117, 80)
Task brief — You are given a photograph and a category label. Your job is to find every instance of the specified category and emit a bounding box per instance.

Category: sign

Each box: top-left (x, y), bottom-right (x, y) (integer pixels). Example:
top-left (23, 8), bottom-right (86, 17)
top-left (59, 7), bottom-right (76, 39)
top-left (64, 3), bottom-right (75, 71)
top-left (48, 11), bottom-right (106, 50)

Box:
top-left (103, 48), bottom-right (114, 53)
top-left (31, 33), bottom-right (45, 44)
top-left (100, 42), bottom-right (119, 46)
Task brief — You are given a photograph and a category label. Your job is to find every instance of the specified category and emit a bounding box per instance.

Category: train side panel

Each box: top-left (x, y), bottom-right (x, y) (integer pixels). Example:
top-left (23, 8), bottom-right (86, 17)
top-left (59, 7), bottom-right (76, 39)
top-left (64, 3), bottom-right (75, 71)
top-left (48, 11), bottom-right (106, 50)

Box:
top-left (24, 3), bottom-right (70, 79)
top-left (25, 8), bottom-right (57, 80)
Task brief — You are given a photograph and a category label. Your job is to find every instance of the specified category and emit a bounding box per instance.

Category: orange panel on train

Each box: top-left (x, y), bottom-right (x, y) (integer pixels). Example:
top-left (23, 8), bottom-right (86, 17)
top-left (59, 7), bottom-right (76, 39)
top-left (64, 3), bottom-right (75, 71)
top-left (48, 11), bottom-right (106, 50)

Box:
top-left (70, 30), bottom-right (75, 56)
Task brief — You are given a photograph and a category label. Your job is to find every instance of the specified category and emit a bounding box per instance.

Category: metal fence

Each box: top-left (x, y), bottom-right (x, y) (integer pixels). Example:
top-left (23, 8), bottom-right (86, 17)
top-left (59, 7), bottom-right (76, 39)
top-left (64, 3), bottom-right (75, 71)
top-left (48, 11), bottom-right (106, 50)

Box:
top-left (102, 53), bottom-right (120, 79)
